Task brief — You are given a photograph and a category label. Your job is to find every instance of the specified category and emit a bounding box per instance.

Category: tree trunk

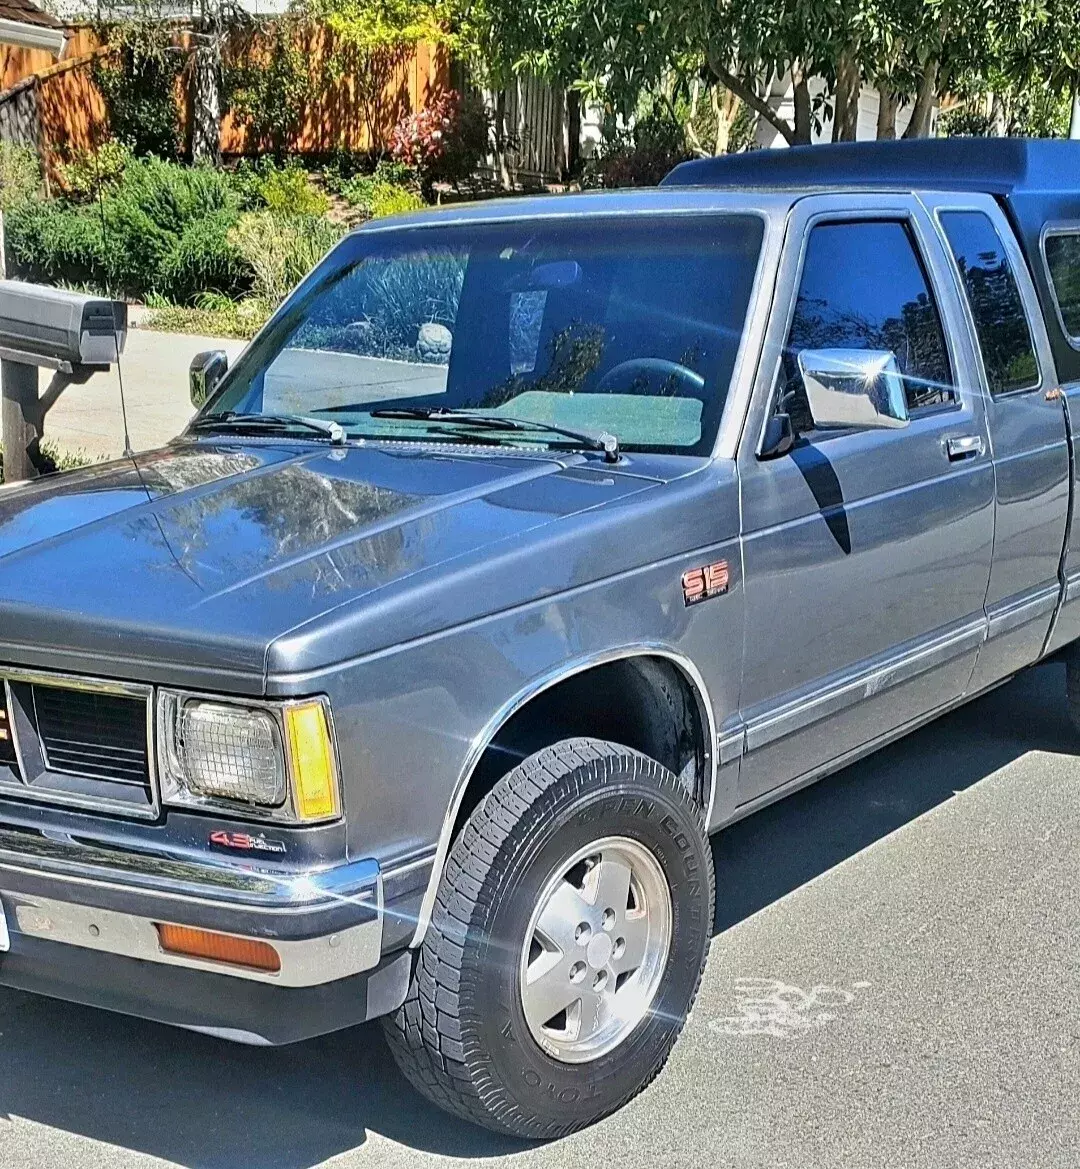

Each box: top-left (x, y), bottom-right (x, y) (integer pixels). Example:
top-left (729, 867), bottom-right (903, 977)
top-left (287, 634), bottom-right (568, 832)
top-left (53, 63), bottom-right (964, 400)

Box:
top-left (990, 91), bottom-right (1007, 136)
top-left (190, 15), bottom-right (222, 164)
top-left (832, 51), bottom-right (861, 142)
top-left (493, 89), bottom-right (511, 189)
top-left (566, 90), bottom-right (581, 174)
top-left (792, 66), bottom-right (812, 144)
top-left (875, 86), bottom-right (898, 139)
top-left (1070, 79), bottom-right (1080, 139)
top-left (713, 86), bottom-right (731, 154)
top-left (902, 61), bottom-right (938, 138)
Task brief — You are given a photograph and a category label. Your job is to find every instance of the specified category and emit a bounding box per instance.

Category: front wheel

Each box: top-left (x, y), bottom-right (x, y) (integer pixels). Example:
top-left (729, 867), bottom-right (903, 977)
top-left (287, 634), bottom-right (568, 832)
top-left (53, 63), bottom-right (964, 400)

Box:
top-left (382, 738), bottom-right (715, 1139)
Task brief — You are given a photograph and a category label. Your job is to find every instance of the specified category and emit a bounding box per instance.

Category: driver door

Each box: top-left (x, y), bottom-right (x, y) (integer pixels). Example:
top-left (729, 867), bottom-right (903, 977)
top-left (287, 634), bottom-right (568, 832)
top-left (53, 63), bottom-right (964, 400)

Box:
top-left (734, 194), bottom-right (995, 807)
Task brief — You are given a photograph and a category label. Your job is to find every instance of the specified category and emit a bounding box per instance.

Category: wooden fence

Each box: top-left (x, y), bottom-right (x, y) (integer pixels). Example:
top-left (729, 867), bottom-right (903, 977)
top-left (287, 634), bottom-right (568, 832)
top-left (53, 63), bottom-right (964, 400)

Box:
top-left (0, 24), bottom-right (448, 176)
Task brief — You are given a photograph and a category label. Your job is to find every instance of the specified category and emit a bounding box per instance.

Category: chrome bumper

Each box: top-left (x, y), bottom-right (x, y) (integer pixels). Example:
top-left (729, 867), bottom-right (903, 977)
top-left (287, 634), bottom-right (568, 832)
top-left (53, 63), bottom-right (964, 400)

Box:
top-left (0, 827), bottom-right (383, 988)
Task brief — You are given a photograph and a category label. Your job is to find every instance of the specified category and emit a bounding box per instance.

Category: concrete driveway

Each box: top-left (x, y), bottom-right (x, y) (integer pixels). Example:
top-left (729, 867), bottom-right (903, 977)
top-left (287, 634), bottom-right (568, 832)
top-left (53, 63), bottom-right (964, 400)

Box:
top-left (1, 663), bottom-right (1078, 1169)
top-left (41, 325), bottom-right (248, 462)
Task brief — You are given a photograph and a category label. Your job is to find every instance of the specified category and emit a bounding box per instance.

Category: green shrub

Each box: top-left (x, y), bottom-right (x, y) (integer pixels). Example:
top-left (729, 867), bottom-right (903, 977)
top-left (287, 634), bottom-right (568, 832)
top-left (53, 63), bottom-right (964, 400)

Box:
top-left (337, 160), bottom-right (423, 219)
top-left (586, 110), bottom-right (691, 189)
top-left (6, 157), bottom-right (248, 303)
top-left (229, 210), bottom-right (342, 305)
top-left (143, 294), bottom-right (270, 340)
top-left (0, 143), bottom-right (42, 211)
top-left (56, 142), bottom-right (133, 202)
top-left (92, 36), bottom-right (182, 159)
top-left (340, 175), bottom-right (423, 219)
top-left (3, 201), bottom-right (108, 289)
top-left (158, 209), bottom-right (249, 303)
top-left (0, 440), bottom-right (98, 484)
top-left (258, 165), bottom-right (330, 217)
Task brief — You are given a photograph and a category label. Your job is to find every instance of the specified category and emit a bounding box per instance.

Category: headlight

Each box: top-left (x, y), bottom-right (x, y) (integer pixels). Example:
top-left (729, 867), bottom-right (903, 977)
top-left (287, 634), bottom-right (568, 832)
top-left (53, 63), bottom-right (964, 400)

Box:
top-left (157, 691), bottom-right (340, 824)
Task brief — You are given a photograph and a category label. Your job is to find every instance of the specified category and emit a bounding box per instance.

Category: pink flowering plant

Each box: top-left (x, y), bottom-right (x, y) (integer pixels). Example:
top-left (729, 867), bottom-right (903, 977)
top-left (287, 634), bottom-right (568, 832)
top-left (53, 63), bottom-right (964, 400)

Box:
top-left (390, 90), bottom-right (490, 191)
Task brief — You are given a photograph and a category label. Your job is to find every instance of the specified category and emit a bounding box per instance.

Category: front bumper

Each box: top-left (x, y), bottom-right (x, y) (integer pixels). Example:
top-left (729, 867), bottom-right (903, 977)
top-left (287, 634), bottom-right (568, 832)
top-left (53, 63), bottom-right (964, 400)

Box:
top-left (0, 825), bottom-right (413, 1043)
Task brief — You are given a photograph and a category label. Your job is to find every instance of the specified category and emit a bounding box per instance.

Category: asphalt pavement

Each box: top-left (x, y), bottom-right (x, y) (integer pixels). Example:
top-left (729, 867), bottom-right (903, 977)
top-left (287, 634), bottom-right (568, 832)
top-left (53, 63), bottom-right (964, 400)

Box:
top-left (41, 322), bottom-right (247, 462)
top-left (1, 662), bottom-right (1078, 1169)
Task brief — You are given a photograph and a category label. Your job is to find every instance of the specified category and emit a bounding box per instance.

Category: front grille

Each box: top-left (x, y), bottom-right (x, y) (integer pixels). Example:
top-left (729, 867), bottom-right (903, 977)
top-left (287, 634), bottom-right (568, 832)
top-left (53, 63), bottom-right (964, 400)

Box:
top-left (32, 684), bottom-right (150, 790)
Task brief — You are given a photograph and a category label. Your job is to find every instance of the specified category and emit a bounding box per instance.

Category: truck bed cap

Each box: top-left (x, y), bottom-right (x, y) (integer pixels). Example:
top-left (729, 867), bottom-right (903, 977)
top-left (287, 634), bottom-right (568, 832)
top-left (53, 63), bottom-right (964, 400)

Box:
top-left (662, 139), bottom-right (1080, 196)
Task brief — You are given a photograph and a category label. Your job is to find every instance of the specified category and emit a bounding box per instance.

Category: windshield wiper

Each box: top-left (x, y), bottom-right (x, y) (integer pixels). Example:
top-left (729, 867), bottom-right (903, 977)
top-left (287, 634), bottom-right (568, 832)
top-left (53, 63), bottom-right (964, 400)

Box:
top-left (188, 412), bottom-right (346, 445)
top-left (367, 407), bottom-right (620, 463)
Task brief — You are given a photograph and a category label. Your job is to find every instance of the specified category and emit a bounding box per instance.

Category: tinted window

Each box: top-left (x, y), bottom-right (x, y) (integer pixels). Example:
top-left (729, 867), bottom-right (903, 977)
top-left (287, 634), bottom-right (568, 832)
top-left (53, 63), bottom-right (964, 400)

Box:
top-left (781, 220), bottom-right (954, 435)
top-left (1045, 231), bottom-right (1080, 341)
top-left (940, 211), bottom-right (1039, 395)
top-left (208, 215), bottom-right (764, 457)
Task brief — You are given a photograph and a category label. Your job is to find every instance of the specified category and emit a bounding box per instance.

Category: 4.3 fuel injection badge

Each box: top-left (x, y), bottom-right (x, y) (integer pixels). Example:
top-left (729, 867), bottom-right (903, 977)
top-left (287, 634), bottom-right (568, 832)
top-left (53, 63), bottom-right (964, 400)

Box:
top-left (209, 830), bottom-right (287, 855)
top-left (681, 560), bottom-right (730, 606)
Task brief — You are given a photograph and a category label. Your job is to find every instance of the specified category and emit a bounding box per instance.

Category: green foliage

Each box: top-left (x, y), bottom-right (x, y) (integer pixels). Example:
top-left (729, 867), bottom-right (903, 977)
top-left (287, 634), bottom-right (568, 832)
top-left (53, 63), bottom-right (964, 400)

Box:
top-left (460, 0), bottom-right (1076, 148)
top-left (225, 11), bottom-right (314, 158)
top-left (586, 106), bottom-right (691, 188)
top-left (299, 0), bottom-right (457, 149)
top-left (337, 161), bottom-right (423, 217)
top-left (258, 165), bottom-right (331, 216)
top-left (0, 441), bottom-right (98, 484)
top-left (3, 202), bottom-right (108, 290)
top-left (91, 13), bottom-right (183, 159)
top-left (5, 157), bottom-right (248, 303)
top-left (56, 142), bottom-right (133, 202)
top-left (0, 143), bottom-right (42, 211)
top-left (159, 209), bottom-right (251, 303)
top-left (143, 294), bottom-right (271, 339)
top-left (229, 210), bottom-right (343, 305)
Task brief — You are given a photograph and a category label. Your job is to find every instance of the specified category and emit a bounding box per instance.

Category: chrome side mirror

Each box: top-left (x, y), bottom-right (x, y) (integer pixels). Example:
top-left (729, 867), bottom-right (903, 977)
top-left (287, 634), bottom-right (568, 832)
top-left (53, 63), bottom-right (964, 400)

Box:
top-left (798, 348), bottom-right (909, 431)
top-left (189, 349), bottom-right (228, 409)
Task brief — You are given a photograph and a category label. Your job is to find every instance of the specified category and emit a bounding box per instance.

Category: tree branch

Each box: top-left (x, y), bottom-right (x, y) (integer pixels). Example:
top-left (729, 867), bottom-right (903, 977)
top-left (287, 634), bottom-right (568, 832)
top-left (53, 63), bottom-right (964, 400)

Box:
top-left (706, 52), bottom-right (795, 145)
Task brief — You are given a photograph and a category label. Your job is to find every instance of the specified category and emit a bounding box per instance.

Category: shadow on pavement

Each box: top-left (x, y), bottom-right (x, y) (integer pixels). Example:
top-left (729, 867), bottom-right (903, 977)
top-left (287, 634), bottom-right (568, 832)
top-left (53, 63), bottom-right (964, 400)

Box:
top-left (0, 664), bottom-right (1070, 1168)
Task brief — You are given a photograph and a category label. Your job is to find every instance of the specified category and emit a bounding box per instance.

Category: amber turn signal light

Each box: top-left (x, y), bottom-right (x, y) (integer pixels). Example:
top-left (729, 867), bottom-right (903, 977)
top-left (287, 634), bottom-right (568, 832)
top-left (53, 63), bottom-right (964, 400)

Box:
top-left (155, 923), bottom-right (281, 974)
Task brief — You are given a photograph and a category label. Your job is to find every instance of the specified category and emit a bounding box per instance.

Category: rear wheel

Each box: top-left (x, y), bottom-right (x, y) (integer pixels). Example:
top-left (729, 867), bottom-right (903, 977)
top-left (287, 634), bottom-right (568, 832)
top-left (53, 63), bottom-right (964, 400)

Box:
top-left (382, 737), bottom-right (715, 1139)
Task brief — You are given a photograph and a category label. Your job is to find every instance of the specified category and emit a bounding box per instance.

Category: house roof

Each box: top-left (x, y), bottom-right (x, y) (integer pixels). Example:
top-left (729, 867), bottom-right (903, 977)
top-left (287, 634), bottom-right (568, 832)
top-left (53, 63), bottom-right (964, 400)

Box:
top-left (662, 139), bottom-right (1080, 196)
top-left (0, 0), bottom-right (66, 56)
top-left (0, 0), bottom-right (61, 29)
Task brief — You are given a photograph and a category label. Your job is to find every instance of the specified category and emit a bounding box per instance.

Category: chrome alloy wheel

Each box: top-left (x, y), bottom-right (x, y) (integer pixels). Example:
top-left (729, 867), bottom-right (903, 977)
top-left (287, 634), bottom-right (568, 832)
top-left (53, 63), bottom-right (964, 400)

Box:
top-left (519, 835), bottom-right (673, 1064)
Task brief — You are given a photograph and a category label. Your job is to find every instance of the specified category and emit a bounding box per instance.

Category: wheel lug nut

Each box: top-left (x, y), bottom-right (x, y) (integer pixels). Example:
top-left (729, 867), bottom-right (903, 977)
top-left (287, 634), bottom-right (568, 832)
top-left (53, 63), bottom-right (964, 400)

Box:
top-left (575, 922), bottom-right (592, 945)
top-left (569, 961), bottom-right (586, 983)
top-left (601, 909), bottom-right (616, 931)
top-left (613, 937), bottom-right (625, 960)
top-left (592, 970), bottom-right (608, 992)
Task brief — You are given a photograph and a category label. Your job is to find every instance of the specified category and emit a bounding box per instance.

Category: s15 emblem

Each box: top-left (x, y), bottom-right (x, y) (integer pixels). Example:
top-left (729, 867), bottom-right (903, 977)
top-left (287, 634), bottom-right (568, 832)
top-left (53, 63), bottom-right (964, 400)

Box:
top-left (682, 560), bottom-right (729, 606)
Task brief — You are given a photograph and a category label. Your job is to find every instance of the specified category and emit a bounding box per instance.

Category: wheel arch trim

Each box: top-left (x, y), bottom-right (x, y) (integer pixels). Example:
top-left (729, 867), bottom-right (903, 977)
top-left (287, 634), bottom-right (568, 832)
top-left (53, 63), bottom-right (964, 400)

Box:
top-left (408, 644), bottom-right (717, 949)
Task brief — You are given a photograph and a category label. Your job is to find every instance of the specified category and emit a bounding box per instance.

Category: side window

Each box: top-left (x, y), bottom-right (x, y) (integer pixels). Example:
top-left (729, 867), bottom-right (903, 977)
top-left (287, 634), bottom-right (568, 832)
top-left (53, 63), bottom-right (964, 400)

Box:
top-left (780, 220), bottom-right (955, 435)
top-left (939, 210), bottom-right (1040, 395)
top-left (1044, 231), bottom-right (1080, 342)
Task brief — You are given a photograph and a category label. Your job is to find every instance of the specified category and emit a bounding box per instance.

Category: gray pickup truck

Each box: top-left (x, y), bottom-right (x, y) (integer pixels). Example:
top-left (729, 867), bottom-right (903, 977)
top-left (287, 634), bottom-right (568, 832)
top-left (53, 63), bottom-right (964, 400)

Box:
top-left (1, 138), bottom-right (1079, 1139)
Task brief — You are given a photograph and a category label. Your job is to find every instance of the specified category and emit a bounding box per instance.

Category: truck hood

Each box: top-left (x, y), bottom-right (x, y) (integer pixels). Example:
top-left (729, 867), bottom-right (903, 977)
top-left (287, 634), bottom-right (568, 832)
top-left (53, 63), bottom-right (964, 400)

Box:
top-left (0, 441), bottom-right (666, 689)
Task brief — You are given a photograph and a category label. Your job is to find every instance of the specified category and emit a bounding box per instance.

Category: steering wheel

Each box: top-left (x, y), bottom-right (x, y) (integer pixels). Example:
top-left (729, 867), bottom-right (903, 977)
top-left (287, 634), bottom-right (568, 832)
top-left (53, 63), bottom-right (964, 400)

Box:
top-left (595, 357), bottom-right (705, 396)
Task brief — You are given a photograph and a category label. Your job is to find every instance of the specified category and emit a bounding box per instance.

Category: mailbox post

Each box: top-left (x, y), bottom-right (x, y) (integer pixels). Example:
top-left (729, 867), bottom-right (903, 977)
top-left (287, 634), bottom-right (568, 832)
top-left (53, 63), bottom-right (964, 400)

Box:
top-left (0, 280), bottom-right (127, 483)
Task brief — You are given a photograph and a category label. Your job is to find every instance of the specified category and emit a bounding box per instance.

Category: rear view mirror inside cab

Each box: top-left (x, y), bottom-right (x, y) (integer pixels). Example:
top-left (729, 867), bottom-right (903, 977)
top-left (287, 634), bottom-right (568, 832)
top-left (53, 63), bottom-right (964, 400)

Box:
top-left (508, 260), bottom-right (583, 291)
top-left (798, 348), bottom-right (910, 431)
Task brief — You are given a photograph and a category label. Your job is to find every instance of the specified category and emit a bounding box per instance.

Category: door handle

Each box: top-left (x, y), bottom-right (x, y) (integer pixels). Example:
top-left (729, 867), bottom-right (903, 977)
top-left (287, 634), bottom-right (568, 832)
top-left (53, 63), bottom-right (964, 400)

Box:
top-left (946, 435), bottom-right (985, 461)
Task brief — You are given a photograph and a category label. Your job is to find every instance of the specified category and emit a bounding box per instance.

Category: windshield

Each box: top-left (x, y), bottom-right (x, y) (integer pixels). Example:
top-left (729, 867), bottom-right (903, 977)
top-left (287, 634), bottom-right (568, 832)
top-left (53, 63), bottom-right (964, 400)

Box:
top-left (199, 213), bottom-right (765, 457)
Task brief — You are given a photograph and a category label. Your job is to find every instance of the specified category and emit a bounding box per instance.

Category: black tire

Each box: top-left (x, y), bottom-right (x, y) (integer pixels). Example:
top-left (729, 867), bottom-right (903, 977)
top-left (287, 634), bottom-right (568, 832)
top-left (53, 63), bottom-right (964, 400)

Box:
top-left (381, 737), bottom-right (715, 1140)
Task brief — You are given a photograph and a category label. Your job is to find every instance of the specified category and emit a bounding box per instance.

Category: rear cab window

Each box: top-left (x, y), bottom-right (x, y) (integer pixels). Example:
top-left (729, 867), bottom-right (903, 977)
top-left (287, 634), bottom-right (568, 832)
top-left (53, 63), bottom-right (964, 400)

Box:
top-left (939, 211), bottom-right (1040, 395)
top-left (1043, 230), bottom-right (1080, 345)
